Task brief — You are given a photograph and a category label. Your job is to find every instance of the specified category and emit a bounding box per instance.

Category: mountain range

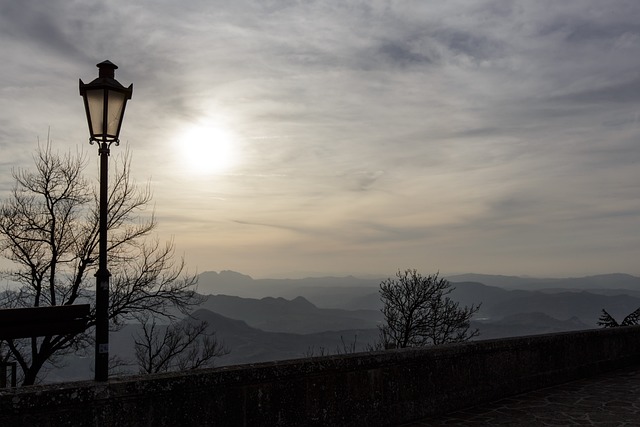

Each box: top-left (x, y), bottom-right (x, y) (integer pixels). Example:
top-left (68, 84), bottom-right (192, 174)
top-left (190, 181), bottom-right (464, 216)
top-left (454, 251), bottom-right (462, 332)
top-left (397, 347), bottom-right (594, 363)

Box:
top-left (447, 273), bottom-right (640, 292)
top-left (38, 270), bottom-right (640, 383)
top-left (200, 294), bottom-right (381, 333)
top-left (196, 271), bottom-right (640, 325)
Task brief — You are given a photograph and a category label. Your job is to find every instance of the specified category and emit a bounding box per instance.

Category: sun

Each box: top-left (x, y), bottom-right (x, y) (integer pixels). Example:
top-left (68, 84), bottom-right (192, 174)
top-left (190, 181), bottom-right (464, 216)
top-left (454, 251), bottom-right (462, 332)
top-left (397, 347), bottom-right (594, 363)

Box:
top-left (176, 123), bottom-right (237, 175)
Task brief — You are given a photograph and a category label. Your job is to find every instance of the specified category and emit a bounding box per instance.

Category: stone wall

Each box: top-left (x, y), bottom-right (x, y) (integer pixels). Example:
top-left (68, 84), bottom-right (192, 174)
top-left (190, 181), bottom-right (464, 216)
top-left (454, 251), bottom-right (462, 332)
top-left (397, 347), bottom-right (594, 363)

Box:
top-left (2, 327), bottom-right (640, 426)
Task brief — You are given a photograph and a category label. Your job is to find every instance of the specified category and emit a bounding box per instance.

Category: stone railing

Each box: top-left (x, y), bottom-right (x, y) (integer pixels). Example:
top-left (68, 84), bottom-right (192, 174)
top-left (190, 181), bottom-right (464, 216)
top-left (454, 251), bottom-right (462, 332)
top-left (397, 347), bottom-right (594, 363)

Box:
top-left (2, 326), bottom-right (640, 426)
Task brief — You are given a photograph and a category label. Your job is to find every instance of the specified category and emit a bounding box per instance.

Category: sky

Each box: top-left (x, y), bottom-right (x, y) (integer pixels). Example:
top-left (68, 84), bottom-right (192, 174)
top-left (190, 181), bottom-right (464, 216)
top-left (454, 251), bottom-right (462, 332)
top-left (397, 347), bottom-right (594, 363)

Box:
top-left (1, 0), bottom-right (639, 279)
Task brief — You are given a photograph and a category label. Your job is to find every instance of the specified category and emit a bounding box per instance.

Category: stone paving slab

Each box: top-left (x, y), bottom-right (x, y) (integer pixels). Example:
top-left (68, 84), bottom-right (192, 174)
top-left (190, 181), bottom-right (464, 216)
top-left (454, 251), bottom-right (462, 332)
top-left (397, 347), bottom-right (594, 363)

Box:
top-left (403, 366), bottom-right (640, 426)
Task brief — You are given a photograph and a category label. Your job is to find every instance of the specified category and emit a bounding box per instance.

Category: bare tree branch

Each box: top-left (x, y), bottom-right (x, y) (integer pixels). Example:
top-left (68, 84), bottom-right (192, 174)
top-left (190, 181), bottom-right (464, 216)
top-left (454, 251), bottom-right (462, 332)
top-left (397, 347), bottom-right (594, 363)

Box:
top-left (378, 269), bottom-right (480, 349)
top-left (133, 313), bottom-right (228, 374)
top-left (0, 143), bottom-right (202, 385)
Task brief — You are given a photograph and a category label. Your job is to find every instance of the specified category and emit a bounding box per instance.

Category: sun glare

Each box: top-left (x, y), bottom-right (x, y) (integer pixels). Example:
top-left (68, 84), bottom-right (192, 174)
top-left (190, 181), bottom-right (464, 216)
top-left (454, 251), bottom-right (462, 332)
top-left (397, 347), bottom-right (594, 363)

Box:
top-left (176, 123), bottom-right (237, 175)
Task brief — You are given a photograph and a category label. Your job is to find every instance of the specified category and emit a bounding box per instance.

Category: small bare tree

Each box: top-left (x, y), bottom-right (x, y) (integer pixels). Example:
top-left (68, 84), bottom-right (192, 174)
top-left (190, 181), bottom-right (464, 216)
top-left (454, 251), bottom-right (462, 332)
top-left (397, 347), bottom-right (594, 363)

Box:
top-left (336, 335), bottom-right (358, 355)
top-left (378, 269), bottom-right (480, 349)
top-left (134, 314), bottom-right (228, 374)
top-left (0, 142), bottom-right (201, 385)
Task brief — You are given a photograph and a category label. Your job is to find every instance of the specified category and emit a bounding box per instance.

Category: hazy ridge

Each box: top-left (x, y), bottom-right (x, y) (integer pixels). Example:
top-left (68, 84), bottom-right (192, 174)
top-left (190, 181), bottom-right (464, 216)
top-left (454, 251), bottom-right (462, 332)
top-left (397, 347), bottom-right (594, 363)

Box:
top-left (42, 270), bottom-right (640, 383)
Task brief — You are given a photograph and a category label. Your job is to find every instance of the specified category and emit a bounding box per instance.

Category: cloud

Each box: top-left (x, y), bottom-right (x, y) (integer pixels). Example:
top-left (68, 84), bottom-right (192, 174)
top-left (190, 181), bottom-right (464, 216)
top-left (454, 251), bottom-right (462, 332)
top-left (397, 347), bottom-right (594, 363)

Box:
top-left (552, 77), bottom-right (640, 105)
top-left (0, 0), bottom-right (89, 61)
top-left (1, 0), bottom-right (640, 277)
top-left (376, 41), bottom-right (435, 67)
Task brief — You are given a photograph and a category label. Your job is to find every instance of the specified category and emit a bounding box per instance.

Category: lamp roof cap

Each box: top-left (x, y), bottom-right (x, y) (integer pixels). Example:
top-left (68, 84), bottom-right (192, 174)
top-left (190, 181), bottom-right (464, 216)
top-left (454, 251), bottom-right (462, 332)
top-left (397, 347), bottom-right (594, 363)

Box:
top-left (97, 60), bottom-right (118, 78)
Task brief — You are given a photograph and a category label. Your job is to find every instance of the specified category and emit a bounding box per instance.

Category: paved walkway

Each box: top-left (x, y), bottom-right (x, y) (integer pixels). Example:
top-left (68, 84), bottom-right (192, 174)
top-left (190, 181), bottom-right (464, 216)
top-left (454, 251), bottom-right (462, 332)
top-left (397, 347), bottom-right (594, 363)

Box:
top-left (404, 366), bottom-right (640, 426)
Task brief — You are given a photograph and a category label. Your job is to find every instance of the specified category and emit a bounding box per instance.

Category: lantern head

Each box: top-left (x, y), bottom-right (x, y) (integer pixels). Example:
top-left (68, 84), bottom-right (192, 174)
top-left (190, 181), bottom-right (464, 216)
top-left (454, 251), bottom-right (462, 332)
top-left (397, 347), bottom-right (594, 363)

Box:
top-left (79, 60), bottom-right (133, 144)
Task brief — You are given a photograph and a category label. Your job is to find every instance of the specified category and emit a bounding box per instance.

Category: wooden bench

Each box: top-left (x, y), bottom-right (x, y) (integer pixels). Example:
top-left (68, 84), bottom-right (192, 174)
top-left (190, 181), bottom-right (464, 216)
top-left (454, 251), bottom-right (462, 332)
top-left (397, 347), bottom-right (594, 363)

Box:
top-left (0, 304), bottom-right (90, 340)
top-left (0, 304), bottom-right (90, 387)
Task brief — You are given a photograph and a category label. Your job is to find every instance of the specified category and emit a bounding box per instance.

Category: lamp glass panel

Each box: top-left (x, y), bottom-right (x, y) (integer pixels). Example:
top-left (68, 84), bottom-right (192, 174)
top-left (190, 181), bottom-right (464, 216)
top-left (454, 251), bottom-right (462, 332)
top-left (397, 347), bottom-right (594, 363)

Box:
top-left (86, 89), bottom-right (105, 137)
top-left (106, 90), bottom-right (126, 137)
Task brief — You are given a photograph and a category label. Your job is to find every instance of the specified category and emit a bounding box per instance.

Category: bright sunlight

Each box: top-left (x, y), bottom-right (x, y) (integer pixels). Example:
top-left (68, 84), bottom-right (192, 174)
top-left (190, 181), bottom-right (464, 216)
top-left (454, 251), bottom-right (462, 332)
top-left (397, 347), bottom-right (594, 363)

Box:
top-left (176, 123), bottom-right (237, 175)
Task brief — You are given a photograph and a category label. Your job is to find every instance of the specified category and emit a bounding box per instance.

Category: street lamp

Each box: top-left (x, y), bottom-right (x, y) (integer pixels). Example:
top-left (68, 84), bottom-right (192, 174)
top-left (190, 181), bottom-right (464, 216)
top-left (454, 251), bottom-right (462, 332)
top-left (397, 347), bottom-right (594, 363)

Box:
top-left (79, 60), bottom-right (133, 381)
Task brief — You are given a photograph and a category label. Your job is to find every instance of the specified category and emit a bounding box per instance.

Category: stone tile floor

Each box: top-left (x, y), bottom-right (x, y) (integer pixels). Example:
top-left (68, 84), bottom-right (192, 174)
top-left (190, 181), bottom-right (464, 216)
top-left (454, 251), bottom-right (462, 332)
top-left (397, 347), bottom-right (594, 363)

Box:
top-left (403, 366), bottom-right (640, 426)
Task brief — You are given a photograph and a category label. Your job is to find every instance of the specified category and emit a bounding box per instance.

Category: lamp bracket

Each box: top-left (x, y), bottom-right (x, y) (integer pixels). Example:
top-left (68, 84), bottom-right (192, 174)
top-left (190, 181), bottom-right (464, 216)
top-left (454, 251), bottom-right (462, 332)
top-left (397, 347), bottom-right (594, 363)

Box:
top-left (89, 138), bottom-right (119, 146)
top-left (91, 138), bottom-right (119, 155)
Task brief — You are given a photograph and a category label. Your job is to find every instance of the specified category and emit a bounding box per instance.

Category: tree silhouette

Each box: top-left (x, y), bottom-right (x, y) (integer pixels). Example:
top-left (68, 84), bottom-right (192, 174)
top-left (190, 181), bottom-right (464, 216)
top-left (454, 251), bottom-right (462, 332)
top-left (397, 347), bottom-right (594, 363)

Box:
top-left (134, 313), bottom-right (228, 374)
top-left (378, 269), bottom-right (480, 349)
top-left (0, 143), bottom-right (201, 385)
top-left (598, 307), bottom-right (640, 328)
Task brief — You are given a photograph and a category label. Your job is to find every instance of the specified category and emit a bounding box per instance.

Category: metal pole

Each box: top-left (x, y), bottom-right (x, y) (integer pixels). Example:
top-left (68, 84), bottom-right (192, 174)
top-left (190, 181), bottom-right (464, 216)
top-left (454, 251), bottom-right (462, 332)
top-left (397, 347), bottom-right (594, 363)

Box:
top-left (10, 362), bottom-right (16, 387)
top-left (0, 363), bottom-right (6, 388)
top-left (95, 141), bottom-right (111, 381)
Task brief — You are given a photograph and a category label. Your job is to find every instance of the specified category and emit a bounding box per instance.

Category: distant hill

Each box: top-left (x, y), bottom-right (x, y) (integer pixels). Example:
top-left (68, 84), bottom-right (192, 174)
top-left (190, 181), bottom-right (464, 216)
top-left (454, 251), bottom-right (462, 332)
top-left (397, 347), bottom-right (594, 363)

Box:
top-left (196, 270), bottom-right (258, 296)
top-left (446, 281), bottom-right (640, 326)
top-left (191, 309), bottom-right (379, 365)
top-left (279, 286), bottom-right (380, 310)
top-left (449, 282), bottom-right (528, 313)
top-left (447, 273), bottom-right (640, 291)
top-left (195, 271), bottom-right (640, 325)
top-left (300, 279), bottom-right (640, 327)
top-left (484, 291), bottom-right (640, 326)
top-left (47, 309), bottom-right (379, 383)
top-left (200, 294), bottom-right (382, 333)
top-left (474, 312), bottom-right (591, 340)
top-left (40, 270), bottom-right (640, 384)
top-left (328, 281), bottom-right (529, 312)
top-left (539, 288), bottom-right (640, 298)
top-left (197, 270), bottom-right (380, 300)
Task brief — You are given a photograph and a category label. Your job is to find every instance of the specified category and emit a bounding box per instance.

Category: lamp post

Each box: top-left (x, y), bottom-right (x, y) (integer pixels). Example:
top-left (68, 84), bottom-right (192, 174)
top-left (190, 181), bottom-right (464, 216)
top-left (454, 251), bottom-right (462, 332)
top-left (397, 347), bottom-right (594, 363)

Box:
top-left (79, 60), bottom-right (133, 381)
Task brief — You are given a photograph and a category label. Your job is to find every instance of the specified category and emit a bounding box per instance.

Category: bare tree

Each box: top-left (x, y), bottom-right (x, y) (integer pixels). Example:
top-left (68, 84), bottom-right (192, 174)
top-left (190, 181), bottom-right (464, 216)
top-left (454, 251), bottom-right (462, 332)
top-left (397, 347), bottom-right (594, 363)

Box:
top-left (336, 335), bottom-right (358, 355)
top-left (0, 142), bottom-right (201, 385)
top-left (303, 346), bottom-right (329, 358)
top-left (378, 269), bottom-right (480, 349)
top-left (134, 313), bottom-right (228, 374)
top-left (598, 307), bottom-right (640, 328)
